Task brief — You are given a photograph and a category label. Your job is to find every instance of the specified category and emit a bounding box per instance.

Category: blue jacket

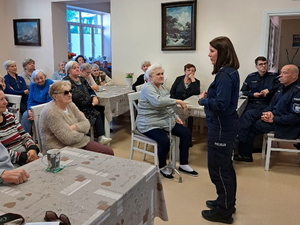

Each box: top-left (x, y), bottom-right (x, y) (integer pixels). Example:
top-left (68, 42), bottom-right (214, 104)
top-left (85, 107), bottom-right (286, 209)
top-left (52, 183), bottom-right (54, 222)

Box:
top-left (3, 73), bottom-right (27, 95)
top-left (27, 79), bottom-right (54, 109)
top-left (241, 71), bottom-right (281, 103)
top-left (264, 81), bottom-right (300, 139)
top-left (202, 67), bottom-right (240, 117)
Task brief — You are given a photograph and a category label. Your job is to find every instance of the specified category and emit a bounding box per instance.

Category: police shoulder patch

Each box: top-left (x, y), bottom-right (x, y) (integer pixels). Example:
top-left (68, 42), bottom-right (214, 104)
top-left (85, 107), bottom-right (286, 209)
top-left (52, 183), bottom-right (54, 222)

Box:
top-left (293, 103), bottom-right (300, 113)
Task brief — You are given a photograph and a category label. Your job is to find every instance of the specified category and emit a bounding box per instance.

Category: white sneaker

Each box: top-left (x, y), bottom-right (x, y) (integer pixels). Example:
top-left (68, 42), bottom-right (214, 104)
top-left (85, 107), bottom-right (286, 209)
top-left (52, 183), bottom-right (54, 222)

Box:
top-left (98, 135), bottom-right (112, 145)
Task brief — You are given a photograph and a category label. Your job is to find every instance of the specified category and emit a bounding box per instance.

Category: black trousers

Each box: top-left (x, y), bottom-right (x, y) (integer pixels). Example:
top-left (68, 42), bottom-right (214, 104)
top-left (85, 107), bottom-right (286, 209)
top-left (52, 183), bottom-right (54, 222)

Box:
top-left (206, 113), bottom-right (239, 217)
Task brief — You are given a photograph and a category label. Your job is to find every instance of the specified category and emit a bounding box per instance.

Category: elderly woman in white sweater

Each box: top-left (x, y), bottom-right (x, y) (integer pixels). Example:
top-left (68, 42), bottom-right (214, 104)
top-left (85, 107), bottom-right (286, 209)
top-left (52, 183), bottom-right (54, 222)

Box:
top-left (136, 64), bottom-right (198, 179)
top-left (39, 81), bottom-right (114, 155)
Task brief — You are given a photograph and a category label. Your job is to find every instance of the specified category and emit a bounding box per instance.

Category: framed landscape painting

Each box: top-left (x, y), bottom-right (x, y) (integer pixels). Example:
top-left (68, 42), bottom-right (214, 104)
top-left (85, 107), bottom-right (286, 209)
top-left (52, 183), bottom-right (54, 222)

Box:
top-left (161, 1), bottom-right (197, 51)
top-left (13, 19), bottom-right (41, 46)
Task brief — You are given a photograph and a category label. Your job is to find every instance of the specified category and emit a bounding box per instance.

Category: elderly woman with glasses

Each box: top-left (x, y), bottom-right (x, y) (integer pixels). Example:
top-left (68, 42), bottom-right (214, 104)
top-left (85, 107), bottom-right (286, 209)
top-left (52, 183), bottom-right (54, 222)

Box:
top-left (91, 64), bottom-right (115, 87)
top-left (21, 70), bottom-right (54, 134)
top-left (136, 63), bottom-right (198, 179)
top-left (80, 63), bottom-right (99, 91)
top-left (39, 81), bottom-right (114, 155)
top-left (132, 60), bottom-right (151, 91)
top-left (3, 60), bottom-right (29, 114)
top-left (63, 61), bottom-right (112, 145)
top-left (0, 86), bottom-right (39, 166)
top-left (20, 58), bottom-right (35, 89)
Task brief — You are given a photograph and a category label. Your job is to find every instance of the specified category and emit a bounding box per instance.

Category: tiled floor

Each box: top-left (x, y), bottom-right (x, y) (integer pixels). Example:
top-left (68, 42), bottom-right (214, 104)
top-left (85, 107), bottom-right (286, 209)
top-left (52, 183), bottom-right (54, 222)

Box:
top-left (110, 114), bottom-right (300, 225)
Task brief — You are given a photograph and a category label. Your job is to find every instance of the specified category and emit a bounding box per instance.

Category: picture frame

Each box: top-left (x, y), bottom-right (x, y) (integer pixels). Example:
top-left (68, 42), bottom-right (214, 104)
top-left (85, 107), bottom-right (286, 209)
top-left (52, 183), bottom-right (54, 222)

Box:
top-left (13, 19), bottom-right (41, 46)
top-left (161, 1), bottom-right (197, 51)
top-left (292, 34), bottom-right (300, 48)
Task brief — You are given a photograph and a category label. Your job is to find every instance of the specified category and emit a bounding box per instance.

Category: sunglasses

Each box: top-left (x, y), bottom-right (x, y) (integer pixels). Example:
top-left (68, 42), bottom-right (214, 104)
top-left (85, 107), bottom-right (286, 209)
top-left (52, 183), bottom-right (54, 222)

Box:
top-left (57, 90), bottom-right (73, 95)
top-left (44, 211), bottom-right (71, 225)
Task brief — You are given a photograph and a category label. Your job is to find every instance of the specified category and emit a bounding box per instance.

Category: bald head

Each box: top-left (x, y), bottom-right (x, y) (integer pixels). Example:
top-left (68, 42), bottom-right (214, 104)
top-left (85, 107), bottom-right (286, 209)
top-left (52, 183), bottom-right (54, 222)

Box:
top-left (279, 64), bottom-right (299, 86)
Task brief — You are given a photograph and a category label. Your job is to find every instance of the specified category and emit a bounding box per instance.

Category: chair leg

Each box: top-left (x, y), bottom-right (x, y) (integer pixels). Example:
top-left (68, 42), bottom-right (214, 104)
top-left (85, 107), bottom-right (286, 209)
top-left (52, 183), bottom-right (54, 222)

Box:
top-left (154, 144), bottom-right (158, 166)
top-left (261, 134), bottom-right (267, 159)
top-left (265, 138), bottom-right (272, 171)
top-left (129, 137), bottom-right (135, 160)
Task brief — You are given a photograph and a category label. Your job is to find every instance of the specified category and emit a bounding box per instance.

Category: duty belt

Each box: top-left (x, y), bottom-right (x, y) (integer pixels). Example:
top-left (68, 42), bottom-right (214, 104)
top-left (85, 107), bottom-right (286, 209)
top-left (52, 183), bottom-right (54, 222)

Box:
top-left (249, 100), bottom-right (268, 105)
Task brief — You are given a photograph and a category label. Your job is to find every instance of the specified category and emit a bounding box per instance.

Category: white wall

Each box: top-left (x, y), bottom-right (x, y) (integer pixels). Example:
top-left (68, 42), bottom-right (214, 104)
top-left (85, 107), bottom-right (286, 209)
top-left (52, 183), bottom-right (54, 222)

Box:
top-left (0, 0), bottom-right (67, 77)
top-left (278, 19), bottom-right (300, 70)
top-left (0, 0), bottom-right (110, 78)
top-left (111, 0), bottom-right (300, 90)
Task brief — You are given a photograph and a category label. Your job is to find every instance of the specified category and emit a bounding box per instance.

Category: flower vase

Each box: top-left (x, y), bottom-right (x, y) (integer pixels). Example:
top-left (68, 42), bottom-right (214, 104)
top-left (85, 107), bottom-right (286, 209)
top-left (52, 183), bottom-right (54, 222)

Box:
top-left (126, 77), bottom-right (133, 87)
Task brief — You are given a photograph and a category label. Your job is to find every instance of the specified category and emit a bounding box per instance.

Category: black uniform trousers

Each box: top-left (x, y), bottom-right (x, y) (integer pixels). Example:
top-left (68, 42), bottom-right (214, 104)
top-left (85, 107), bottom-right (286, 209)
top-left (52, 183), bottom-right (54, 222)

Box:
top-left (206, 113), bottom-right (239, 217)
top-left (238, 119), bottom-right (274, 157)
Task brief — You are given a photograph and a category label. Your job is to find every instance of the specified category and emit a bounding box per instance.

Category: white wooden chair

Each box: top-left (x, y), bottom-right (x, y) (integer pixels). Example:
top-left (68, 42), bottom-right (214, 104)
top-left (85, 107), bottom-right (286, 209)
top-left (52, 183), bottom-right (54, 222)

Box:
top-left (128, 92), bottom-right (178, 170)
top-left (261, 132), bottom-right (300, 171)
top-left (135, 84), bottom-right (144, 92)
top-left (6, 94), bottom-right (22, 123)
top-left (31, 103), bottom-right (47, 154)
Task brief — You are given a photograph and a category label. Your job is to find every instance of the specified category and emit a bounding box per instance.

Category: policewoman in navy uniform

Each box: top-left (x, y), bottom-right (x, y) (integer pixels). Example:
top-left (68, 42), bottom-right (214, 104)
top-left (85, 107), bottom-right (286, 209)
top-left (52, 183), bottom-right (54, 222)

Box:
top-left (198, 36), bottom-right (240, 224)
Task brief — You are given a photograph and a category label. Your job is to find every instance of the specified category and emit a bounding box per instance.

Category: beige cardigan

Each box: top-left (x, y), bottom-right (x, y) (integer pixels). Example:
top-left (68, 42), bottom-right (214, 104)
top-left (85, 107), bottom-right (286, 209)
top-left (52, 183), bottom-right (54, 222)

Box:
top-left (39, 101), bottom-right (91, 154)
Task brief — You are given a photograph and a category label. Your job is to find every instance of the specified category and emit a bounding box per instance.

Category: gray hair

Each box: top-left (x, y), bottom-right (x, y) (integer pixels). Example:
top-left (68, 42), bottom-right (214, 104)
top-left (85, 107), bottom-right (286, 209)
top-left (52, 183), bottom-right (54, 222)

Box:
top-left (144, 63), bottom-right (163, 81)
top-left (31, 69), bottom-right (47, 83)
top-left (65, 61), bottom-right (78, 75)
top-left (58, 60), bottom-right (67, 67)
top-left (80, 63), bottom-right (92, 71)
top-left (3, 60), bottom-right (16, 70)
top-left (22, 58), bottom-right (35, 69)
top-left (141, 61), bottom-right (151, 69)
top-left (91, 64), bottom-right (99, 70)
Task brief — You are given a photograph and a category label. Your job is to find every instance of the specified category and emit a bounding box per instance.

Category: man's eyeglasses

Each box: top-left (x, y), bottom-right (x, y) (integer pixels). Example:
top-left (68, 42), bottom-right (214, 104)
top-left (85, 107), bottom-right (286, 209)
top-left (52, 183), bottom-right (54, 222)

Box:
top-left (44, 211), bottom-right (71, 225)
top-left (56, 90), bottom-right (73, 95)
top-left (258, 62), bottom-right (267, 67)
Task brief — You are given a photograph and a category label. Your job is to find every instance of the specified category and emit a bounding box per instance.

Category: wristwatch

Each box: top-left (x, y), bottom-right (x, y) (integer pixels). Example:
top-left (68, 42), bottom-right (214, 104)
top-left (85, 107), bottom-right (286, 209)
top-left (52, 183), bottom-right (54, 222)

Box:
top-left (198, 98), bottom-right (204, 106)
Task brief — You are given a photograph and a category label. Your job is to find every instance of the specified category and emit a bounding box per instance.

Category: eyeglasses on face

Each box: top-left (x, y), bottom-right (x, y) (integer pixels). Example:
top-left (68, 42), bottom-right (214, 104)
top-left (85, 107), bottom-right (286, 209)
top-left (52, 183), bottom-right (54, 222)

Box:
top-left (56, 90), bottom-right (73, 95)
top-left (258, 62), bottom-right (267, 66)
top-left (44, 211), bottom-right (71, 225)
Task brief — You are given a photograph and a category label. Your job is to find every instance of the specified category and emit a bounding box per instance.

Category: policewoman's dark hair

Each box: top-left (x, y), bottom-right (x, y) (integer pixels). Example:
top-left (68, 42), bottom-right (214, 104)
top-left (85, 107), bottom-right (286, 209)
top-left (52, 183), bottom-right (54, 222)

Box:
top-left (210, 36), bottom-right (239, 75)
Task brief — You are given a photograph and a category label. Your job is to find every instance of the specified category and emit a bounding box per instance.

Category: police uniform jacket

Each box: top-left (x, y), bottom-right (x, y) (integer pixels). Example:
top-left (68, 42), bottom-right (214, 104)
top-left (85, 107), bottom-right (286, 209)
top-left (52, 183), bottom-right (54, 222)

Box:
top-left (241, 71), bottom-right (281, 103)
top-left (265, 81), bottom-right (300, 139)
top-left (170, 75), bottom-right (200, 100)
top-left (201, 67), bottom-right (240, 117)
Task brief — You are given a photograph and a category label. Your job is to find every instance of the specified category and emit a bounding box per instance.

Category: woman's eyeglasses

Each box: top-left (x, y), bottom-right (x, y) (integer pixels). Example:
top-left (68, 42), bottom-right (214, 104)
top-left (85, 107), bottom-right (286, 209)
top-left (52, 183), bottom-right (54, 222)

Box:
top-left (56, 90), bottom-right (73, 95)
top-left (44, 211), bottom-right (71, 225)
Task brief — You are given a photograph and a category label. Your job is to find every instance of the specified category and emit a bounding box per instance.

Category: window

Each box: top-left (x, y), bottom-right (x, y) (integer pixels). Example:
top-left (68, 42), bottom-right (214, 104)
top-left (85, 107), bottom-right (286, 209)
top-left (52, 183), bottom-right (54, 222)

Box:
top-left (67, 7), bottom-right (103, 61)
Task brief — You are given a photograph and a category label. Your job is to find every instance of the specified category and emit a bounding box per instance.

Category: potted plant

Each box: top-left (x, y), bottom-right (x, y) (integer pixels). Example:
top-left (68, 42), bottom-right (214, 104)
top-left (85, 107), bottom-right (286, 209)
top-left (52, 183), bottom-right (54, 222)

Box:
top-left (125, 73), bottom-right (134, 87)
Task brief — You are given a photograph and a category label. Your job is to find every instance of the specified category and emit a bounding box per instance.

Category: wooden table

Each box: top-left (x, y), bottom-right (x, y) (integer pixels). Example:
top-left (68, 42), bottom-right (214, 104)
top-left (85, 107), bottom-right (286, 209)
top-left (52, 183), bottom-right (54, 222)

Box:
top-left (96, 86), bottom-right (134, 138)
top-left (0, 147), bottom-right (168, 225)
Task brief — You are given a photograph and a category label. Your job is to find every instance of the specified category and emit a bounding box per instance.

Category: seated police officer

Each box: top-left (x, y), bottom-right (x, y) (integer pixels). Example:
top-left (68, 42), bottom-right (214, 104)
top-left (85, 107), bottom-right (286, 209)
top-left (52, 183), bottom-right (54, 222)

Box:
top-left (234, 64), bottom-right (300, 162)
top-left (241, 56), bottom-right (281, 112)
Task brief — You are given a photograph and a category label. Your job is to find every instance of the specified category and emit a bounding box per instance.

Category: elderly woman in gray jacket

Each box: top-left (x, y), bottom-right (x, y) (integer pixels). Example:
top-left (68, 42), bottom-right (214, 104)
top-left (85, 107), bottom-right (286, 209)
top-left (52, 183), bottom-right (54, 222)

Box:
top-left (136, 64), bottom-right (198, 179)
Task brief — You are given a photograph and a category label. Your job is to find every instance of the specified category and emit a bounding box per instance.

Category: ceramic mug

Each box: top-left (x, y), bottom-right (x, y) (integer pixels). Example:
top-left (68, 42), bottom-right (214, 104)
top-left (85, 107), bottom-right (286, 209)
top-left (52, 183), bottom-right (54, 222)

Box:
top-left (42, 149), bottom-right (61, 171)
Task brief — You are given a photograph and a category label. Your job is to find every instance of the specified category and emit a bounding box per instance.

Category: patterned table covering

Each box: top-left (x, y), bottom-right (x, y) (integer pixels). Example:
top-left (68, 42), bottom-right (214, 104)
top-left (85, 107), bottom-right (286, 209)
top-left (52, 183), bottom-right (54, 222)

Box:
top-left (96, 86), bottom-right (134, 122)
top-left (0, 147), bottom-right (168, 225)
top-left (176, 95), bottom-right (248, 120)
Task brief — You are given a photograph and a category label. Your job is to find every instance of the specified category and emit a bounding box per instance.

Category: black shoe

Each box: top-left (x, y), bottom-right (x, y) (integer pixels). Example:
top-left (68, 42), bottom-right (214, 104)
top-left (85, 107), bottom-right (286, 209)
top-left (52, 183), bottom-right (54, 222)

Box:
top-left (206, 200), bottom-right (217, 209)
top-left (179, 167), bottom-right (198, 177)
top-left (206, 200), bottom-right (236, 213)
top-left (189, 140), bottom-right (193, 147)
top-left (202, 209), bottom-right (233, 224)
top-left (293, 143), bottom-right (300, 150)
top-left (160, 170), bottom-right (174, 180)
top-left (234, 154), bottom-right (253, 162)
